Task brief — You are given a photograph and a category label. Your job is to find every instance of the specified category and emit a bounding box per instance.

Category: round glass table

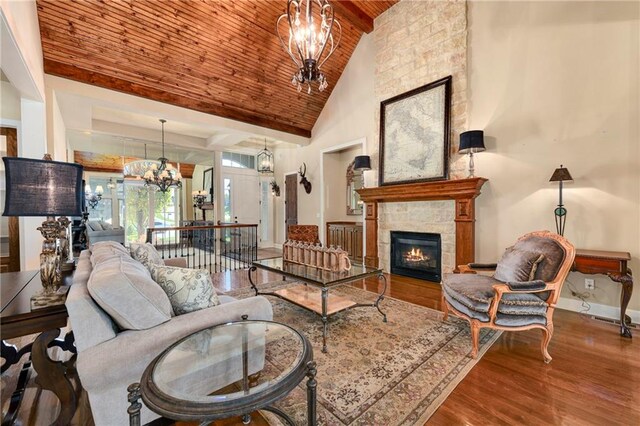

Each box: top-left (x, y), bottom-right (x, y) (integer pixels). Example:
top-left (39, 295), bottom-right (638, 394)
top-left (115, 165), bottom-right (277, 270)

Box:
top-left (127, 319), bottom-right (316, 426)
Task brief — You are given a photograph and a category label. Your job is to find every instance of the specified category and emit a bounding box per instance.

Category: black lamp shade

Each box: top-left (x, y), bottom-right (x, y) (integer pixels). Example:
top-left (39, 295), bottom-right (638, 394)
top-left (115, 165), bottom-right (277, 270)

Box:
top-left (2, 157), bottom-right (84, 217)
top-left (459, 130), bottom-right (485, 154)
top-left (354, 155), bottom-right (371, 171)
top-left (549, 165), bottom-right (573, 182)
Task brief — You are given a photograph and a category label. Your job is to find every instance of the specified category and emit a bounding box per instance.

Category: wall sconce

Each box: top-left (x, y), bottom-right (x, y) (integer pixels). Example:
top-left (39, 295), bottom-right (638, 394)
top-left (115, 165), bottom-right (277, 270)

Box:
top-left (85, 184), bottom-right (104, 209)
top-left (192, 190), bottom-right (208, 221)
top-left (270, 180), bottom-right (281, 197)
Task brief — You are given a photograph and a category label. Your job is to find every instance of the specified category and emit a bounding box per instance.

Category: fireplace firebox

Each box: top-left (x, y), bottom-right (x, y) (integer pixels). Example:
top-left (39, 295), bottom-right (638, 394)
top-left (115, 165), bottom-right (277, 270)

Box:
top-left (390, 231), bottom-right (441, 282)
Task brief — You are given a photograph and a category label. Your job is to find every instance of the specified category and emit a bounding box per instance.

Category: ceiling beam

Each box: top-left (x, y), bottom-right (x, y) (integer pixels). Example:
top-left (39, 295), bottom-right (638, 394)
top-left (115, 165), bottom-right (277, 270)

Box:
top-left (332, 1), bottom-right (374, 33)
top-left (44, 60), bottom-right (312, 138)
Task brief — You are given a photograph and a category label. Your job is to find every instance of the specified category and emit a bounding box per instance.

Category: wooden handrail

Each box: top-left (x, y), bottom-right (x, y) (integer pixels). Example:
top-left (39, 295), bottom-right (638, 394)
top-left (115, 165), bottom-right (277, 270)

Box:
top-left (147, 223), bottom-right (258, 232)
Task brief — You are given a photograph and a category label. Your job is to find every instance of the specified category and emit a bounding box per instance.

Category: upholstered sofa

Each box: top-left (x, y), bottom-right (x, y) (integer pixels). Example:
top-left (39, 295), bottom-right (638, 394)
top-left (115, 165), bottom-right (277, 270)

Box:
top-left (85, 220), bottom-right (125, 244)
top-left (66, 246), bottom-right (273, 425)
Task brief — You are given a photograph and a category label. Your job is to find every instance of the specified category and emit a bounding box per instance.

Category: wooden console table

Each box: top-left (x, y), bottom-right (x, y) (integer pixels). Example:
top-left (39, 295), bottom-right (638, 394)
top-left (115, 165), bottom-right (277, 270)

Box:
top-left (573, 249), bottom-right (633, 338)
top-left (1, 270), bottom-right (78, 426)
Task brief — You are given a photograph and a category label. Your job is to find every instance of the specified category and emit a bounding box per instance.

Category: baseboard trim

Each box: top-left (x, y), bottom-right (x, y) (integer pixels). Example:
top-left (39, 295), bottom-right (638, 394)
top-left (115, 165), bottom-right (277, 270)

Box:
top-left (557, 297), bottom-right (640, 324)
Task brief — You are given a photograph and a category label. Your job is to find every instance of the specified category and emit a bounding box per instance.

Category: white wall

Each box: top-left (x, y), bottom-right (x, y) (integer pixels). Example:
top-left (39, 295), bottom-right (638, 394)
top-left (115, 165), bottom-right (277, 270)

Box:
top-left (468, 1), bottom-right (640, 311)
top-left (0, 0), bottom-right (45, 101)
top-left (46, 88), bottom-right (68, 161)
top-left (324, 145), bottom-right (362, 222)
top-left (0, 80), bottom-right (21, 120)
top-left (273, 34), bottom-right (376, 243)
top-left (1, 0), bottom-right (48, 270)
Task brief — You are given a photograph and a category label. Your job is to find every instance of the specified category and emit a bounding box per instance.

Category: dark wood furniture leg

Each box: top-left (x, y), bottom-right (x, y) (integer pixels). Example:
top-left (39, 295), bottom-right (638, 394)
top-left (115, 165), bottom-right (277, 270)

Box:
top-left (31, 329), bottom-right (78, 426)
top-left (1, 359), bottom-right (32, 426)
top-left (608, 271), bottom-right (633, 338)
top-left (573, 250), bottom-right (633, 338)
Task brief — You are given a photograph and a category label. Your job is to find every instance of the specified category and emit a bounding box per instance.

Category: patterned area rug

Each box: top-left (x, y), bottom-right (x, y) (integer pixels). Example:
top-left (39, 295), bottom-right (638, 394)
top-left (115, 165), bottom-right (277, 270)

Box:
top-left (226, 282), bottom-right (501, 425)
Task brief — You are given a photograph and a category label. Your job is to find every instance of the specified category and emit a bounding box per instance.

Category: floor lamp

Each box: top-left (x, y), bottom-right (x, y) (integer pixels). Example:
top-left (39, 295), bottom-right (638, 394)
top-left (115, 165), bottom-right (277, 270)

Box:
top-left (549, 164), bottom-right (573, 236)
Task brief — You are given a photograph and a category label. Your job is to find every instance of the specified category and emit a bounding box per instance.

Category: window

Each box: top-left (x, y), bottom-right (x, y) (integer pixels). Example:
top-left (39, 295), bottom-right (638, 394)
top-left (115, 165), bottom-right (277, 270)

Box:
top-left (222, 152), bottom-right (255, 169)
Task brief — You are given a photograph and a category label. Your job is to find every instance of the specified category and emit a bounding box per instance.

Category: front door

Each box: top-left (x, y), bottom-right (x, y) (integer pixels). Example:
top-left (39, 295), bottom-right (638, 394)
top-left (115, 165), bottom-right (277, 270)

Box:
top-left (285, 173), bottom-right (298, 236)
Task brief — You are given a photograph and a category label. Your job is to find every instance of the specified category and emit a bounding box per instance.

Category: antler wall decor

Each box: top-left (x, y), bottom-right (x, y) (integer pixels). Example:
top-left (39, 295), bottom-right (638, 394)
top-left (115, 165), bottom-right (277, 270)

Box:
top-left (299, 163), bottom-right (312, 194)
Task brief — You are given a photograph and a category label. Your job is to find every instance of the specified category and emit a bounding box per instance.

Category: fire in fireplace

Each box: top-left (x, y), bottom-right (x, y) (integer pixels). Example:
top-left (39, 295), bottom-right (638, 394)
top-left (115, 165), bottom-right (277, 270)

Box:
top-left (390, 231), bottom-right (441, 282)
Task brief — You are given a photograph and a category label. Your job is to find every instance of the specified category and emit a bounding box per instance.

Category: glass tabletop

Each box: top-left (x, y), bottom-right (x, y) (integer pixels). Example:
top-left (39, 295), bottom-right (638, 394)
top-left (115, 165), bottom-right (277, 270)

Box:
top-left (152, 321), bottom-right (306, 404)
top-left (253, 257), bottom-right (381, 286)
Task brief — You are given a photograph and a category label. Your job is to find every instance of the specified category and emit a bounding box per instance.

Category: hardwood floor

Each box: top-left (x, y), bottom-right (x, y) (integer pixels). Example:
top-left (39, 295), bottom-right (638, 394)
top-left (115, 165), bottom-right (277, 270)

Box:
top-left (214, 270), bottom-right (640, 425)
top-left (5, 271), bottom-right (638, 425)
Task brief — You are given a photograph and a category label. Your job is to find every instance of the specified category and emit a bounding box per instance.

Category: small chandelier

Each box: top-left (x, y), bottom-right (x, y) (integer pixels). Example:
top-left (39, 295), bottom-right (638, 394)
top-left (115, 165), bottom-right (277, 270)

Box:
top-left (276, 0), bottom-right (341, 94)
top-left (257, 139), bottom-right (274, 174)
top-left (141, 119), bottom-right (182, 193)
top-left (85, 184), bottom-right (103, 209)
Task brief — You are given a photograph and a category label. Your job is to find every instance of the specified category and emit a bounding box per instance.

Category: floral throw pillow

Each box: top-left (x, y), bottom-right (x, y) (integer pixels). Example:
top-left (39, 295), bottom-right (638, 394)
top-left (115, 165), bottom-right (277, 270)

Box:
top-left (130, 243), bottom-right (164, 271)
top-left (150, 265), bottom-right (220, 315)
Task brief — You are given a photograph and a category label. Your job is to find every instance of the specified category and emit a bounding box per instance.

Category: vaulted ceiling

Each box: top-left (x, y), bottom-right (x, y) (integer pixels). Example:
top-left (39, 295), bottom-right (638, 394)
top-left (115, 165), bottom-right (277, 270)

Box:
top-left (36, 0), bottom-right (397, 138)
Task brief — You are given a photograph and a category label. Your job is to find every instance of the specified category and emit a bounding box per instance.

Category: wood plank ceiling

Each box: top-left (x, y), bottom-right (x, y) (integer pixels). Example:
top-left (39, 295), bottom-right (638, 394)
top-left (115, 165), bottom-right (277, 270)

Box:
top-left (36, 0), bottom-right (397, 137)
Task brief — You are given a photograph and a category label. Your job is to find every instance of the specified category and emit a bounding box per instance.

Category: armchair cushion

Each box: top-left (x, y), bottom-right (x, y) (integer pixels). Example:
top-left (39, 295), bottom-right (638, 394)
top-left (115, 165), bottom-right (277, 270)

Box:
top-left (467, 263), bottom-right (498, 270)
top-left (512, 235), bottom-right (566, 282)
top-left (507, 279), bottom-right (547, 292)
top-left (442, 273), bottom-right (548, 321)
top-left (494, 248), bottom-right (544, 283)
top-left (150, 265), bottom-right (220, 315)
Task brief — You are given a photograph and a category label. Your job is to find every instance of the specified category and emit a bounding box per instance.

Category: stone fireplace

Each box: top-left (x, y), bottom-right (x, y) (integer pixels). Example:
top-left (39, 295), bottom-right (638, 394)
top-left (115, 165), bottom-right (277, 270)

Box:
top-left (390, 231), bottom-right (442, 282)
top-left (356, 178), bottom-right (488, 274)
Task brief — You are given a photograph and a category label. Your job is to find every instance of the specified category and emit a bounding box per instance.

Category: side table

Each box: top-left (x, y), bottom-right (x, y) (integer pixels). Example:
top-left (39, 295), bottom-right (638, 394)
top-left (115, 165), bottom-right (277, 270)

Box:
top-left (573, 249), bottom-right (634, 338)
top-left (128, 318), bottom-right (316, 425)
top-left (1, 270), bottom-right (78, 426)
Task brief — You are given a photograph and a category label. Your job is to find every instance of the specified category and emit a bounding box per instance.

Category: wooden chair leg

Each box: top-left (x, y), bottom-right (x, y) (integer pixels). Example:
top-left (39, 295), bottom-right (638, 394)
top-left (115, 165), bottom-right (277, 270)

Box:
top-left (441, 292), bottom-right (449, 321)
top-left (470, 320), bottom-right (480, 358)
top-left (541, 323), bottom-right (554, 363)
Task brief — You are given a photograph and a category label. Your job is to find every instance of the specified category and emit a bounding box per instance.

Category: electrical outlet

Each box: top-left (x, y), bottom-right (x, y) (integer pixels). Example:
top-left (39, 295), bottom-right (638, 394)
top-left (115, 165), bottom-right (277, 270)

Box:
top-left (585, 278), bottom-right (595, 290)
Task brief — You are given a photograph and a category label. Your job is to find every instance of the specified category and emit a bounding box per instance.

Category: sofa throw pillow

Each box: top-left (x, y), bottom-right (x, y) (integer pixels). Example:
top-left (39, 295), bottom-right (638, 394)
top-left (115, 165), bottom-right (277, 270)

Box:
top-left (150, 265), bottom-right (220, 315)
top-left (87, 256), bottom-right (173, 330)
top-left (130, 243), bottom-right (165, 271)
top-left (494, 247), bottom-right (545, 283)
top-left (90, 240), bottom-right (129, 255)
top-left (90, 242), bottom-right (131, 267)
top-left (87, 220), bottom-right (103, 231)
top-left (101, 221), bottom-right (113, 230)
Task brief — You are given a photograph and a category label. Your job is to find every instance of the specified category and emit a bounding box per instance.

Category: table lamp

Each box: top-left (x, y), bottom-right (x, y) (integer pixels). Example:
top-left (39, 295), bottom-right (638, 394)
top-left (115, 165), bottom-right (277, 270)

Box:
top-left (353, 155), bottom-right (371, 172)
top-left (2, 155), bottom-right (83, 297)
top-left (459, 131), bottom-right (485, 178)
top-left (549, 164), bottom-right (573, 236)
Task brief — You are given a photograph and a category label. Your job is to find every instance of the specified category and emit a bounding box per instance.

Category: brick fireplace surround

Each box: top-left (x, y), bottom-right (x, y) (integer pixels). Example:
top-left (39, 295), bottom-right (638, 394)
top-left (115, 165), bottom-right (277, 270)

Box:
top-left (357, 178), bottom-right (488, 272)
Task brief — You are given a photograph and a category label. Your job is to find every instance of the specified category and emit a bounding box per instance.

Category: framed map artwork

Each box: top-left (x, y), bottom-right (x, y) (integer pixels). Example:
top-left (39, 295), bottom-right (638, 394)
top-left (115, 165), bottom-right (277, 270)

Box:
top-left (379, 76), bottom-right (452, 185)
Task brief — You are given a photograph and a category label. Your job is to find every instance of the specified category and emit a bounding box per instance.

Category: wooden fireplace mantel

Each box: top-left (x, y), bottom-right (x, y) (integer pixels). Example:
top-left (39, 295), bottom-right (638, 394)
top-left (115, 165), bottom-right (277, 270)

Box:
top-left (356, 178), bottom-right (488, 270)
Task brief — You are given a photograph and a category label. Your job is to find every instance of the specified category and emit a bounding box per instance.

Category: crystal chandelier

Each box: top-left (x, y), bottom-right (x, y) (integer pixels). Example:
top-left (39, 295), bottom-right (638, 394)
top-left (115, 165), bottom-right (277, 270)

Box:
top-left (123, 120), bottom-right (183, 192)
top-left (257, 139), bottom-right (274, 174)
top-left (276, 0), bottom-right (341, 94)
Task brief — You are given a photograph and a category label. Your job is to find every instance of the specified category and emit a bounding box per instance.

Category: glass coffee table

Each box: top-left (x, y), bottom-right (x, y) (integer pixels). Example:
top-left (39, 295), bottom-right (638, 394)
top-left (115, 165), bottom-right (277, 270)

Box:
top-left (249, 258), bottom-right (387, 353)
top-left (127, 319), bottom-right (316, 426)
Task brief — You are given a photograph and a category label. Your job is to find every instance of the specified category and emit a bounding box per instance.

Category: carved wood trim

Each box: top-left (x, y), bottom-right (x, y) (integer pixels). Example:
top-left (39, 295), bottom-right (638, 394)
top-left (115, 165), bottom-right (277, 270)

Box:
top-left (356, 178), bottom-right (488, 270)
top-left (73, 151), bottom-right (195, 179)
